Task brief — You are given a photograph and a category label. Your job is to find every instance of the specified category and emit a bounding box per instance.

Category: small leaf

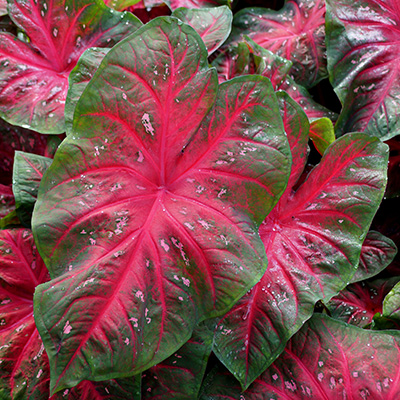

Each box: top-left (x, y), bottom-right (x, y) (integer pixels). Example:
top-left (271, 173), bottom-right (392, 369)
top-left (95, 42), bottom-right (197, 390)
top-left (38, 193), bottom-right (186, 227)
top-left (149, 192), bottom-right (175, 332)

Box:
top-left (351, 230), bottom-right (397, 283)
top-left (0, 119), bottom-right (54, 186)
top-left (0, 210), bottom-right (20, 229)
top-left (326, 0), bottom-right (400, 140)
top-left (230, 0), bottom-right (328, 88)
top-left (13, 152), bottom-right (53, 228)
top-left (32, 17), bottom-right (291, 394)
top-left (327, 277), bottom-right (400, 328)
top-left (309, 117), bottom-right (335, 155)
top-left (0, 0), bottom-right (141, 134)
top-left (211, 42), bottom-right (252, 82)
top-left (172, 6), bottom-right (232, 55)
top-left (65, 47), bottom-right (110, 135)
top-left (377, 281), bottom-right (400, 328)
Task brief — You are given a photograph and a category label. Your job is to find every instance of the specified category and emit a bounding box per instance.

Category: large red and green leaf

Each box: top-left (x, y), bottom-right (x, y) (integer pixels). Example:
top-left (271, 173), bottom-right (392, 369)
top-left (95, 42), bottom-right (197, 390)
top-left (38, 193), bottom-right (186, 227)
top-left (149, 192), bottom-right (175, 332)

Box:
top-left (203, 314), bottom-right (400, 399)
top-left (326, 0), bottom-right (400, 141)
top-left (214, 93), bottom-right (388, 389)
top-left (0, 0), bottom-right (141, 134)
top-left (32, 17), bottom-right (291, 393)
top-left (229, 0), bottom-right (327, 88)
top-left (0, 228), bottom-right (50, 399)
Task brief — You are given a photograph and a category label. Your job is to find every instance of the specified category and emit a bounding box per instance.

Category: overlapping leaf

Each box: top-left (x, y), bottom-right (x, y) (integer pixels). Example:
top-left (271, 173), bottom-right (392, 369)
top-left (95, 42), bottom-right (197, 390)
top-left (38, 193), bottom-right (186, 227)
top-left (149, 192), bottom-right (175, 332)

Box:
top-left (65, 48), bottom-right (110, 135)
top-left (0, 184), bottom-right (14, 219)
top-left (214, 94), bottom-right (388, 388)
top-left (229, 0), bottom-right (327, 88)
top-left (326, 0), bottom-right (400, 140)
top-left (352, 230), bottom-right (397, 283)
top-left (172, 6), bottom-right (232, 55)
top-left (327, 277), bottom-right (400, 328)
top-left (205, 314), bottom-right (400, 399)
top-left (0, 229), bottom-right (50, 399)
top-left (212, 39), bottom-right (337, 121)
top-left (32, 18), bottom-right (291, 393)
top-left (0, 0), bottom-right (141, 134)
top-left (309, 117), bottom-right (335, 155)
top-left (13, 152), bottom-right (53, 228)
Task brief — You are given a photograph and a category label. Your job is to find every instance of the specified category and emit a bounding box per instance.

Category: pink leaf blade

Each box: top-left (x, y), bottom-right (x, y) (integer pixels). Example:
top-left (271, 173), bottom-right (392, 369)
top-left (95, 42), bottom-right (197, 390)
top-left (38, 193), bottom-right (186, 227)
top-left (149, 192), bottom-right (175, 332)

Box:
top-left (0, 229), bottom-right (50, 399)
top-left (32, 17), bottom-right (291, 394)
top-left (214, 134), bottom-right (389, 389)
top-left (0, 0), bottom-right (142, 134)
top-left (230, 0), bottom-right (328, 88)
top-left (327, 277), bottom-right (399, 328)
top-left (202, 314), bottom-right (400, 399)
top-left (326, 0), bottom-right (400, 140)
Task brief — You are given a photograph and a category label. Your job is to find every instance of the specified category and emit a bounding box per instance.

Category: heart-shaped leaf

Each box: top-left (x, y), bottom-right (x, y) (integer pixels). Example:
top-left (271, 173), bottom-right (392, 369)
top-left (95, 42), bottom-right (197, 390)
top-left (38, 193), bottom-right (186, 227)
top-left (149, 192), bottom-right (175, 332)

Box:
top-left (352, 230), bottom-right (397, 283)
top-left (327, 277), bottom-right (400, 328)
top-left (0, 228), bottom-right (50, 399)
top-left (309, 117), bottom-right (335, 155)
top-left (214, 107), bottom-right (388, 387)
top-left (13, 152), bottom-right (53, 228)
top-left (229, 0), bottom-right (327, 88)
top-left (206, 314), bottom-right (400, 399)
top-left (0, 0), bottom-right (141, 134)
top-left (142, 319), bottom-right (215, 399)
top-left (32, 17), bottom-right (291, 393)
top-left (326, 0), bottom-right (400, 141)
top-left (172, 6), bottom-right (232, 55)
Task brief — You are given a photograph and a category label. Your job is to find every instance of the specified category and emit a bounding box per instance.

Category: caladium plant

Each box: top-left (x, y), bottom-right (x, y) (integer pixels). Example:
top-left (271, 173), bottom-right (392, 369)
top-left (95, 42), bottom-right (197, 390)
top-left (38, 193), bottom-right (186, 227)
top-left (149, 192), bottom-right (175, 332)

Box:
top-left (0, 0), bottom-right (141, 134)
top-left (0, 0), bottom-right (400, 398)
